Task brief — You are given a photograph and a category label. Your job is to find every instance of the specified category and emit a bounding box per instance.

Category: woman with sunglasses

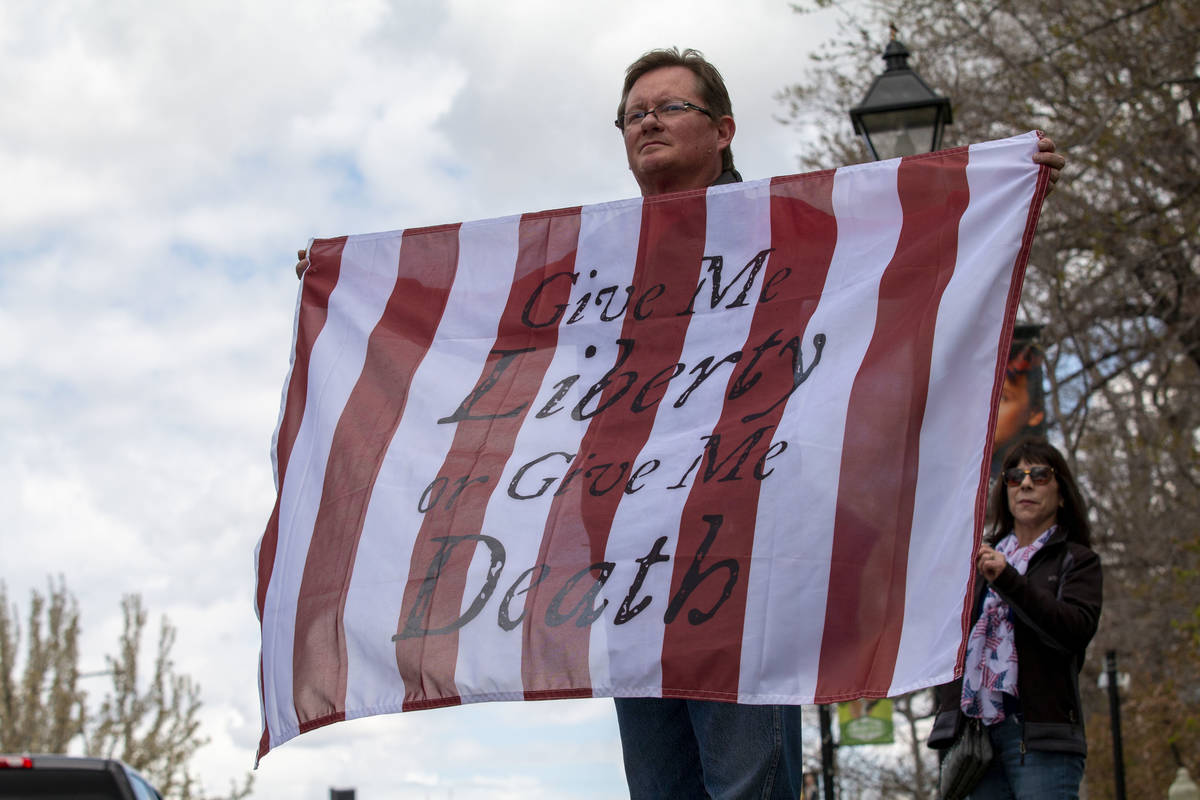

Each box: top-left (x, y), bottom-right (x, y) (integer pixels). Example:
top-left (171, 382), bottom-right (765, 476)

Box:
top-left (927, 437), bottom-right (1103, 799)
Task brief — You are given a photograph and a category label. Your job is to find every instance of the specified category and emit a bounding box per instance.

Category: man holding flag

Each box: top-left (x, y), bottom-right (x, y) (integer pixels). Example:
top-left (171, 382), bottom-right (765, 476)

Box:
top-left (608, 47), bottom-right (807, 800)
top-left (603, 47), bottom-right (1064, 799)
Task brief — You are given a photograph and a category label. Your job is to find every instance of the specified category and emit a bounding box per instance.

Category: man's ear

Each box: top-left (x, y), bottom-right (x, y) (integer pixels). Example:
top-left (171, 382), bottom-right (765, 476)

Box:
top-left (716, 116), bottom-right (735, 151)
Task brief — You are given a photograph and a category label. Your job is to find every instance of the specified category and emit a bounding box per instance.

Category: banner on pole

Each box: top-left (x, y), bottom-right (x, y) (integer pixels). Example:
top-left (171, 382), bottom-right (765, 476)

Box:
top-left (839, 699), bottom-right (895, 746)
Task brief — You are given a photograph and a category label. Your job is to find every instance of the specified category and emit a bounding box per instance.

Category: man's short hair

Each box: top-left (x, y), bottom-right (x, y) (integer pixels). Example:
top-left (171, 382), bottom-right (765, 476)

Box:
top-left (618, 47), bottom-right (736, 173)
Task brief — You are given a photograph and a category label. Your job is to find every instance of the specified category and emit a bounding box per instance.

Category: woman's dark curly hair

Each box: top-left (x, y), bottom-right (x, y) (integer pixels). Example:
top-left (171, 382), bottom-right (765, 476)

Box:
top-left (988, 437), bottom-right (1091, 547)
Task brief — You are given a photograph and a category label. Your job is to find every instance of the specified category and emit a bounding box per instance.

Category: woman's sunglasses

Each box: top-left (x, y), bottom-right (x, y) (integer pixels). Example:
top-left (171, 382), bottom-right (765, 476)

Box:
top-left (1003, 466), bottom-right (1055, 486)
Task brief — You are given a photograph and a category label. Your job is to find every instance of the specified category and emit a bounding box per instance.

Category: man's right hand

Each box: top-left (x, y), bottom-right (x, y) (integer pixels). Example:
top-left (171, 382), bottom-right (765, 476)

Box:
top-left (295, 248), bottom-right (309, 279)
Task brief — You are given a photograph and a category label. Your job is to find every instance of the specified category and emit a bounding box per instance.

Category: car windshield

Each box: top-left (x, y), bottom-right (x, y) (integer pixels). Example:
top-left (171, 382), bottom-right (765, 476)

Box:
top-left (124, 767), bottom-right (162, 800)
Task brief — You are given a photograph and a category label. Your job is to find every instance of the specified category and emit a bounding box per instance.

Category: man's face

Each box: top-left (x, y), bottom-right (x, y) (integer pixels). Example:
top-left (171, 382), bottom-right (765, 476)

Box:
top-left (621, 65), bottom-right (734, 197)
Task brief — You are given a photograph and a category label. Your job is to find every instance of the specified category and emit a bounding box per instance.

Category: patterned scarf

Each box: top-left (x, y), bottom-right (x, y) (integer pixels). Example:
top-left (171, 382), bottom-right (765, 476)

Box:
top-left (960, 526), bottom-right (1055, 724)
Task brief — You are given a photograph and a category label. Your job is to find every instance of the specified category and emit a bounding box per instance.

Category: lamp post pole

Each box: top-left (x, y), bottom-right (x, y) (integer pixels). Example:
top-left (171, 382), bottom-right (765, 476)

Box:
top-left (1104, 650), bottom-right (1128, 800)
top-left (818, 703), bottom-right (837, 800)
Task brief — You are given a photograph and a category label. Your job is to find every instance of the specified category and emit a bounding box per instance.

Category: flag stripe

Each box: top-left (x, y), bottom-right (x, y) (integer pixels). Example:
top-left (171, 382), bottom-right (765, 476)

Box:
top-left (741, 160), bottom-right (906, 703)
top-left (394, 210), bottom-right (582, 708)
top-left (892, 141), bottom-right (1046, 694)
top-left (727, 171), bottom-right (839, 701)
top-left (815, 148), bottom-right (972, 701)
top-left (519, 191), bottom-right (711, 698)
top-left (262, 231), bottom-right (404, 750)
top-left (255, 237), bottom-right (346, 762)
top-left (657, 179), bottom-right (789, 699)
top-left (258, 238), bottom-right (347, 620)
top-left (342, 215), bottom-right (524, 714)
top-left (291, 226), bottom-right (461, 727)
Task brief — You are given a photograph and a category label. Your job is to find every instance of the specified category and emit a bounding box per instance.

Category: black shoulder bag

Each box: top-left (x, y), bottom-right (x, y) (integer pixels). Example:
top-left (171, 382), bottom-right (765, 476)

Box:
top-left (938, 716), bottom-right (992, 799)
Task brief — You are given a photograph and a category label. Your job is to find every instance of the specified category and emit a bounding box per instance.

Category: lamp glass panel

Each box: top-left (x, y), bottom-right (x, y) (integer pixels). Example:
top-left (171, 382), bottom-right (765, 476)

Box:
top-left (859, 107), bottom-right (940, 160)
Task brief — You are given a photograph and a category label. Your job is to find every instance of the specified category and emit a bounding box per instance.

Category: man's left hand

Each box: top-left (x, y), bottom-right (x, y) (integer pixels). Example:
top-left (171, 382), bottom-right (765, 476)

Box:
top-left (1034, 136), bottom-right (1066, 192)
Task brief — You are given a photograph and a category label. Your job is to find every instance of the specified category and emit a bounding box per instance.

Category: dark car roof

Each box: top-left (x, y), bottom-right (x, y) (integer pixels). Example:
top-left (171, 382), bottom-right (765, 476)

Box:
top-left (0, 754), bottom-right (162, 800)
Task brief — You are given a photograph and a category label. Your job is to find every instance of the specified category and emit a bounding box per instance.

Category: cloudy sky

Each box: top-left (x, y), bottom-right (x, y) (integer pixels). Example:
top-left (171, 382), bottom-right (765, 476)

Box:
top-left (1, 1), bottom-right (862, 797)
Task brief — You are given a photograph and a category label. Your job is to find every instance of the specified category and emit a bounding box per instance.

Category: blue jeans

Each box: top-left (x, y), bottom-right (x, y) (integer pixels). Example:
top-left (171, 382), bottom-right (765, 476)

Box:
top-left (969, 716), bottom-right (1086, 800)
top-left (614, 698), bottom-right (804, 799)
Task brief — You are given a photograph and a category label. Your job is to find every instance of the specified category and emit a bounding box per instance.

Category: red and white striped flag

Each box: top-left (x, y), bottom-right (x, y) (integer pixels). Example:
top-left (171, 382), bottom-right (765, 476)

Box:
top-left (255, 131), bottom-right (1050, 761)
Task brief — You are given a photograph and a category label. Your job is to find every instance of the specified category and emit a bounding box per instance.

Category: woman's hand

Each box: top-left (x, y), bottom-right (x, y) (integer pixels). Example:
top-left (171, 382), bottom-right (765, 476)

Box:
top-left (976, 544), bottom-right (1008, 582)
top-left (295, 248), bottom-right (309, 279)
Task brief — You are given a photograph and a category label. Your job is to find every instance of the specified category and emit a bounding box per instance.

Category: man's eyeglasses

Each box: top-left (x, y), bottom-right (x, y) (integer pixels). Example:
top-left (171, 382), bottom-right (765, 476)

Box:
top-left (616, 100), bottom-right (713, 131)
top-left (1003, 466), bottom-right (1055, 487)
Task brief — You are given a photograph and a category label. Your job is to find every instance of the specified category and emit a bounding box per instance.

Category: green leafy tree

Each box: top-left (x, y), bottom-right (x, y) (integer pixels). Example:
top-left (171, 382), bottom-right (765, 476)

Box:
top-left (0, 580), bottom-right (251, 800)
top-left (780, 1), bottom-right (1200, 795)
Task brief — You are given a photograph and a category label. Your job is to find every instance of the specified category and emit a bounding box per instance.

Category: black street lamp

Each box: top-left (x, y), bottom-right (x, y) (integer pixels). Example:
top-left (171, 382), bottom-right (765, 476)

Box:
top-left (849, 26), bottom-right (953, 161)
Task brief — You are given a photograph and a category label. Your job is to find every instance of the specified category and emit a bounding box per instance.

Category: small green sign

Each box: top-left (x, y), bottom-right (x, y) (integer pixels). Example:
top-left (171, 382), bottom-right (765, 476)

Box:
top-left (838, 698), bottom-right (894, 745)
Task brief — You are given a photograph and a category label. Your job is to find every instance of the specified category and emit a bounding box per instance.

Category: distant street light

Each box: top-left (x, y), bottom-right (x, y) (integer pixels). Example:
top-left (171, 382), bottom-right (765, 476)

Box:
top-left (849, 25), bottom-right (953, 161)
top-left (1169, 767), bottom-right (1200, 800)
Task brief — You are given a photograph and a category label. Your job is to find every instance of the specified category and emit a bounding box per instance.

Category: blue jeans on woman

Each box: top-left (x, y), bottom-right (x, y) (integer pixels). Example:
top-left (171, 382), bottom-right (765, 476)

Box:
top-left (614, 697), bottom-right (804, 799)
top-left (970, 715), bottom-right (1086, 799)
